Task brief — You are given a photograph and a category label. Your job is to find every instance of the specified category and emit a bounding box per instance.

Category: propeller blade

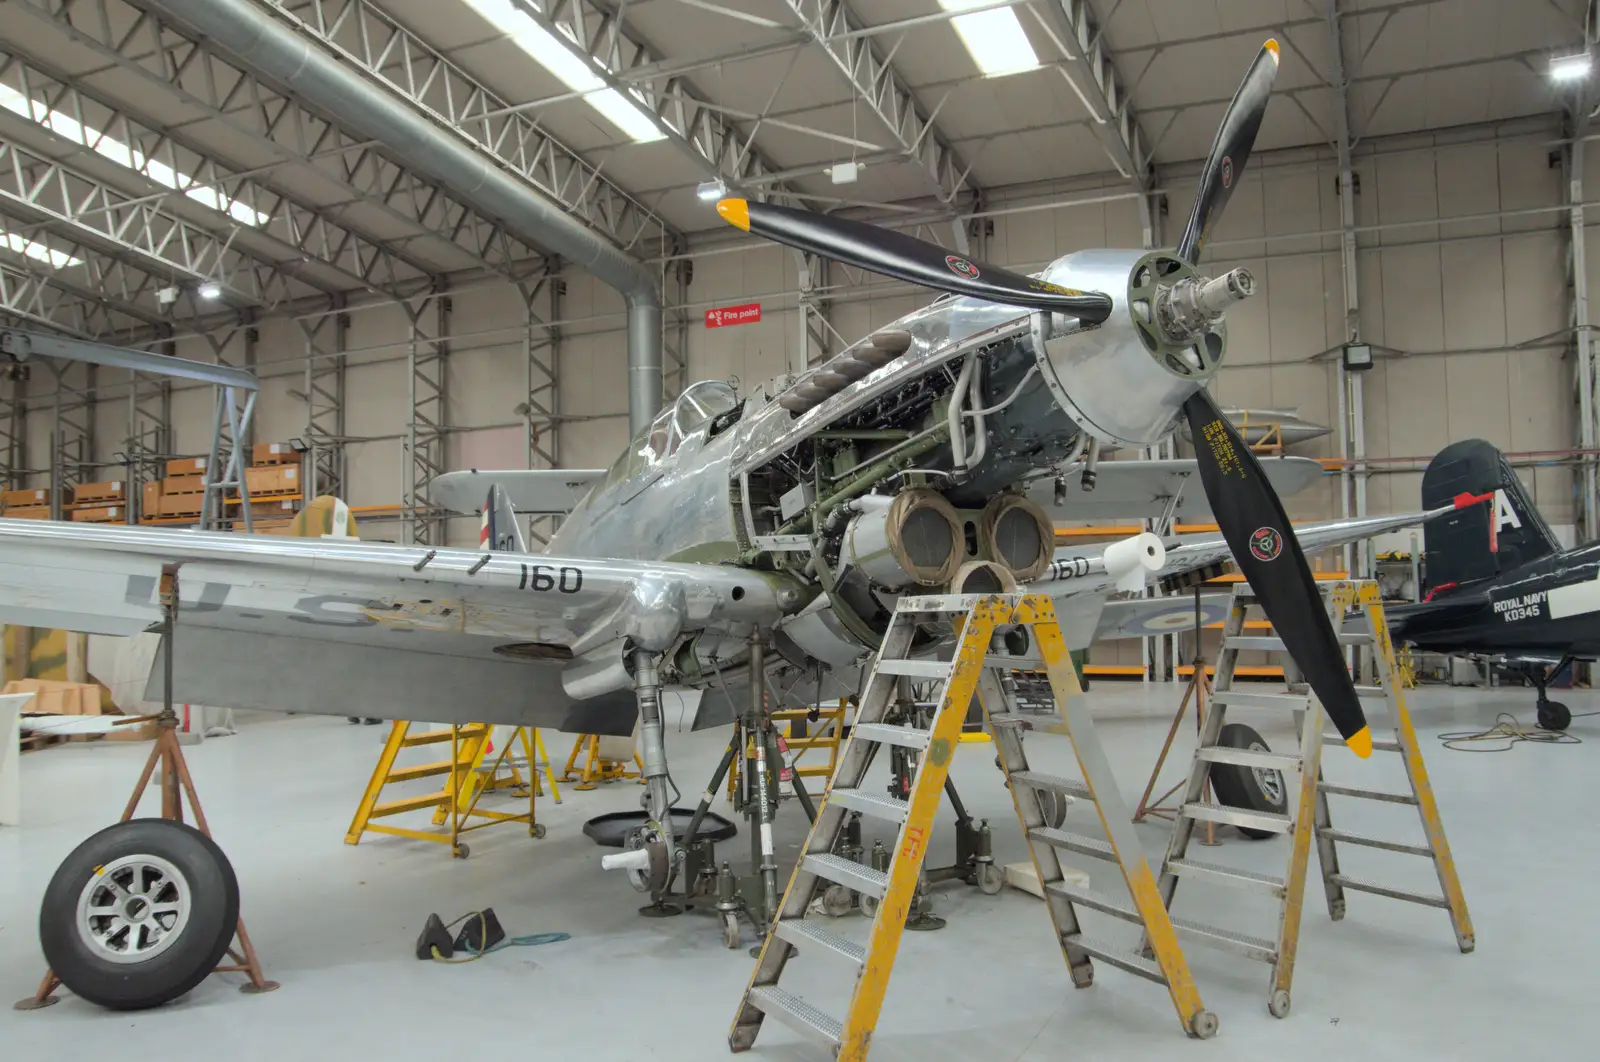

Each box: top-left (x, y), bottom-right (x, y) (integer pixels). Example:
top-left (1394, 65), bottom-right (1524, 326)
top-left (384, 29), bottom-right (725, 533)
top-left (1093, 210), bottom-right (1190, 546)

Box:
top-left (717, 199), bottom-right (1114, 322)
top-left (1182, 388), bottom-right (1373, 757)
top-left (1175, 39), bottom-right (1281, 265)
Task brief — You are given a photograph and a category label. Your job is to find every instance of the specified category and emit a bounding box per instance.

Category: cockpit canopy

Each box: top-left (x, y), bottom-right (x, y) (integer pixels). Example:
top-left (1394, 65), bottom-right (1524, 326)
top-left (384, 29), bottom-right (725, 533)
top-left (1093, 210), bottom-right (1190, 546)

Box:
top-left (605, 379), bottom-right (741, 487)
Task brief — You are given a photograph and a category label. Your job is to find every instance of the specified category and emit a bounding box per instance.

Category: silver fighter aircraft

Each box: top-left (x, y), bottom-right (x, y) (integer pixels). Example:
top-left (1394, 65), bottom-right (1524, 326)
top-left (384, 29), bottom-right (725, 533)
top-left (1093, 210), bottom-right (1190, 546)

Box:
top-left (0, 40), bottom-right (1430, 899)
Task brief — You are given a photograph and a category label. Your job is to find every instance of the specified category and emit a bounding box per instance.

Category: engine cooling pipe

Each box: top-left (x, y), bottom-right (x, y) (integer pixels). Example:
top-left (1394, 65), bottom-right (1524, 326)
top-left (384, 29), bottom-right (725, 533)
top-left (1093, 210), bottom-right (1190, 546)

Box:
top-left (148, 0), bottom-right (666, 435)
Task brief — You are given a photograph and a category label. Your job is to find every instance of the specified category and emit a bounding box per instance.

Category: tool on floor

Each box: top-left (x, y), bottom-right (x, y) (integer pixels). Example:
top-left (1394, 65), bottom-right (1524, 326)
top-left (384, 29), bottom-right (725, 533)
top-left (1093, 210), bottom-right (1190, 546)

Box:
top-left (1145, 579), bottom-right (1472, 1020)
top-left (729, 593), bottom-right (1215, 1061)
top-left (345, 720), bottom-right (546, 858)
top-left (414, 907), bottom-right (570, 963)
top-left (559, 732), bottom-right (644, 789)
top-left (16, 565), bottom-right (276, 1012)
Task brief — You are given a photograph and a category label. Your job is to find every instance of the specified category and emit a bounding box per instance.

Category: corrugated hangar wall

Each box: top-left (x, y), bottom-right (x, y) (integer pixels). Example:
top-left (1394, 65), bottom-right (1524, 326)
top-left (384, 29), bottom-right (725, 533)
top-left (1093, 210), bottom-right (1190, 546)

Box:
top-left (17, 126), bottom-right (1586, 551)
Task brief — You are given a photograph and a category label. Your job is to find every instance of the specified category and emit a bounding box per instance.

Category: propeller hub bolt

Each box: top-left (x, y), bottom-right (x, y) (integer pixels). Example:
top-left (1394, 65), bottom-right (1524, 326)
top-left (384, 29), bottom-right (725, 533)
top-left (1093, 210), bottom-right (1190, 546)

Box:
top-left (1156, 267), bottom-right (1256, 343)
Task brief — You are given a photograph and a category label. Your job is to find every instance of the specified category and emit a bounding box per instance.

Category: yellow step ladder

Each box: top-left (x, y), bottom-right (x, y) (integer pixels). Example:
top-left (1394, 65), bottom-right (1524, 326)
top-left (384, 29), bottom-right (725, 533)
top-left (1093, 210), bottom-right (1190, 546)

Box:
top-left (729, 593), bottom-right (1214, 1061)
top-left (559, 733), bottom-right (645, 790)
top-left (345, 722), bottom-right (547, 858)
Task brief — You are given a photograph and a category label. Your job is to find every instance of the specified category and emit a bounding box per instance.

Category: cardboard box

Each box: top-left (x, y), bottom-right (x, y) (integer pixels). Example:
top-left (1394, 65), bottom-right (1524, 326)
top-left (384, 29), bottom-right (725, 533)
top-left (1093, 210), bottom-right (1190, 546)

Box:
top-left (162, 474), bottom-right (205, 495)
top-left (166, 457), bottom-right (207, 477)
top-left (4, 506), bottom-right (51, 520)
top-left (245, 465), bottom-right (299, 496)
top-left (248, 499), bottom-right (297, 517)
top-left (142, 481), bottom-right (162, 514)
top-left (72, 480), bottom-right (125, 503)
top-left (160, 493), bottom-right (203, 517)
top-left (1, 488), bottom-right (48, 508)
top-left (251, 442), bottom-right (298, 466)
top-left (71, 505), bottom-right (123, 523)
top-left (2, 679), bottom-right (101, 716)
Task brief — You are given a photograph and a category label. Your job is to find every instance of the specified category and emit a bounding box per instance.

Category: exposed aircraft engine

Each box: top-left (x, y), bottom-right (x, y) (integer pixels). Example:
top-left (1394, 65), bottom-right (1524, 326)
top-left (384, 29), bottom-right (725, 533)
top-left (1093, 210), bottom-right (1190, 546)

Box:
top-left (840, 489), bottom-right (964, 589)
top-left (949, 559), bottom-right (1018, 596)
top-left (978, 495), bottom-right (1054, 583)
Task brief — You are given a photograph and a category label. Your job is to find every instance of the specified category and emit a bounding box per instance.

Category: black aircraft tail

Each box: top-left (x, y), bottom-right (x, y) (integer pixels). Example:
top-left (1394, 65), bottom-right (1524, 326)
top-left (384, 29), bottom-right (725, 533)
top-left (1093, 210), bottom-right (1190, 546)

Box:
top-left (1420, 438), bottom-right (1559, 596)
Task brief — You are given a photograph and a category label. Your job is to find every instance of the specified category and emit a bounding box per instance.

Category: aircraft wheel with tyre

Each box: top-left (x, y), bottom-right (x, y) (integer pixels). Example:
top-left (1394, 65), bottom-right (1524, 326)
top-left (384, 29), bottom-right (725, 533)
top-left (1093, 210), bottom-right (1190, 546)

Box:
top-left (40, 819), bottom-right (240, 1011)
top-left (1537, 699), bottom-right (1571, 731)
top-left (1209, 723), bottom-right (1288, 840)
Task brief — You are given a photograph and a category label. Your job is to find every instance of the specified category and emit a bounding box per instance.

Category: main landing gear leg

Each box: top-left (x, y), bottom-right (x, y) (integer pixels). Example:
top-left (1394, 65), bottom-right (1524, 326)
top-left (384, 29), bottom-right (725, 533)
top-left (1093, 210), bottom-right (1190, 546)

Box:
top-left (600, 650), bottom-right (683, 915)
top-left (1532, 657), bottom-right (1573, 732)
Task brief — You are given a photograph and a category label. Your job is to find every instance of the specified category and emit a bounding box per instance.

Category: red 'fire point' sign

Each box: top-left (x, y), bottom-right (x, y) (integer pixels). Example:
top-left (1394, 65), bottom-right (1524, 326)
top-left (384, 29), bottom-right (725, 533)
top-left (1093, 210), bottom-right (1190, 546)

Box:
top-left (705, 302), bottom-right (761, 328)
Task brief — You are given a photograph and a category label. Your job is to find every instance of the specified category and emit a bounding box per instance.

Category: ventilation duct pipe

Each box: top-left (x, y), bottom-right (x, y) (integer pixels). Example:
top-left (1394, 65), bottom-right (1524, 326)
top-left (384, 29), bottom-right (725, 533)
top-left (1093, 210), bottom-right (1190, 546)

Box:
top-left (147, 0), bottom-right (664, 434)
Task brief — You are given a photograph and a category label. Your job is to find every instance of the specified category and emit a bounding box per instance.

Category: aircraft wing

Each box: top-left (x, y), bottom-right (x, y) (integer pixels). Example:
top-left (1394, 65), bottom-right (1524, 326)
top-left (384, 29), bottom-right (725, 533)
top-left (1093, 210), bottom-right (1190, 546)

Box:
top-left (1155, 509), bottom-right (1444, 583)
top-left (1026, 456), bottom-right (1325, 522)
top-left (431, 468), bottom-right (606, 515)
top-left (0, 519), bottom-right (781, 735)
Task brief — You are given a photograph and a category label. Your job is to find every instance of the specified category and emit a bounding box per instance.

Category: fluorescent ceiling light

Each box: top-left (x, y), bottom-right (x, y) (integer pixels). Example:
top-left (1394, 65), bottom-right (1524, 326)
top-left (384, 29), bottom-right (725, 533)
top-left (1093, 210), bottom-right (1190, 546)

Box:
top-left (0, 86), bottom-right (268, 227)
top-left (463, 0), bottom-right (665, 143)
top-left (1551, 51), bottom-right (1593, 83)
top-left (938, 0), bottom-right (1040, 78)
top-left (197, 282), bottom-right (222, 299)
top-left (696, 179), bottom-right (726, 200)
top-left (1, 231), bottom-right (82, 270)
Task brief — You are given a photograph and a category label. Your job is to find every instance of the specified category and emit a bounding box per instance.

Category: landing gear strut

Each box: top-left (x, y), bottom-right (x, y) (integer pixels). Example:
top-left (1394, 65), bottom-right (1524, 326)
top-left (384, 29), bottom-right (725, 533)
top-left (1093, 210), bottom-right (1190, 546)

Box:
top-left (599, 650), bottom-right (682, 914)
top-left (1526, 657), bottom-right (1573, 732)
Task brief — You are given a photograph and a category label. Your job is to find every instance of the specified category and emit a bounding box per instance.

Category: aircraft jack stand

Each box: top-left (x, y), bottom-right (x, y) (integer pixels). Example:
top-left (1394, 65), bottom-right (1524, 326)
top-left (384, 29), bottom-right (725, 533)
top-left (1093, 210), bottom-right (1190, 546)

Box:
top-left (15, 567), bottom-right (277, 1011)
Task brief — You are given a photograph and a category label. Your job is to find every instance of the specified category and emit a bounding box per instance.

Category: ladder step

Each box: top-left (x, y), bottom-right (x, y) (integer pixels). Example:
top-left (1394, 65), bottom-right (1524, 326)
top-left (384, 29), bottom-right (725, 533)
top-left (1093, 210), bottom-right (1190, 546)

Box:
top-left (989, 711), bottom-right (1064, 730)
top-left (1167, 857), bottom-right (1285, 897)
top-left (773, 918), bottom-right (866, 967)
top-left (801, 853), bottom-right (889, 899)
top-left (1354, 685), bottom-right (1388, 696)
top-left (370, 791), bottom-right (451, 816)
top-left (769, 708), bottom-right (844, 720)
top-left (1327, 873), bottom-right (1449, 909)
top-left (400, 726), bottom-right (488, 747)
top-left (1194, 746), bottom-right (1301, 772)
top-left (894, 593), bottom-right (990, 613)
top-left (745, 985), bottom-right (843, 1047)
top-left (1045, 881), bottom-right (1140, 925)
top-left (1027, 827), bottom-right (1115, 862)
top-left (1317, 782), bottom-right (1419, 805)
top-left (1010, 770), bottom-right (1093, 801)
top-left (1181, 800), bottom-right (1293, 834)
top-left (1209, 690), bottom-right (1306, 709)
top-left (1170, 916), bottom-right (1278, 963)
top-left (1063, 934), bottom-right (1168, 985)
top-left (827, 787), bottom-right (910, 823)
top-left (1319, 828), bottom-right (1434, 857)
top-left (984, 654), bottom-right (1046, 669)
top-left (873, 658), bottom-right (952, 679)
top-left (850, 722), bottom-right (930, 749)
top-left (1323, 732), bottom-right (1401, 752)
top-left (383, 760), bottom-right (459, 783)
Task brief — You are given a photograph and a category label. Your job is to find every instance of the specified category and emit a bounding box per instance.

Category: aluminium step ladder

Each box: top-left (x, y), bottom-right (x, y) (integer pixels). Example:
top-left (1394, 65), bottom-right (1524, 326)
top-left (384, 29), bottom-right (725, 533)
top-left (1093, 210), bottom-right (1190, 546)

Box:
top-left (1146, 580), bottom-right (1472, 1018)
top-left (729, 593), bottom-right (1215, 1062)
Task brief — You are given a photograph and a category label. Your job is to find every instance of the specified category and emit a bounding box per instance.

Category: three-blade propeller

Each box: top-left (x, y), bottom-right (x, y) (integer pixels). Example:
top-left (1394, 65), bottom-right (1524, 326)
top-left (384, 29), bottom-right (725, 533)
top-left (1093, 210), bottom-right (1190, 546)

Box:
top-left (714, 39), bottom-right (1372, 756)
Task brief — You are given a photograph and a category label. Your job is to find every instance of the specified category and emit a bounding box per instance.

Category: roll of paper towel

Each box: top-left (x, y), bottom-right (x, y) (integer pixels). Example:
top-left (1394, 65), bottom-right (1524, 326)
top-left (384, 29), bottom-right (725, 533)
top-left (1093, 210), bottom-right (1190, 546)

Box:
top-left (1102, 532), bottom-right (1166, 592)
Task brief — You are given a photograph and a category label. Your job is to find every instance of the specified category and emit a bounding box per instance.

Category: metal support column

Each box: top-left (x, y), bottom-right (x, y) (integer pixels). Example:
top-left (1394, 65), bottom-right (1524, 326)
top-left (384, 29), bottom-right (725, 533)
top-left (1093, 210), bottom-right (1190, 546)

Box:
top-left (794, 251), bottom-right (834, 373)
top-left (0, 360), bottom-right (25, 493)
top-left (49, 361), bottom-right (95, 520)
top-left (403, 283), bottom-right (450, 546)
top-left (299, 298), bottom-right (349, 502)
top-left (522, 269), bottom-right (560, 547)
top-left (1329, 0), bottom-right (1368, 600)
top-left (125, 344), bottom-right (172, 524)
top-left (1569, 116), bottom-right (1598, 542)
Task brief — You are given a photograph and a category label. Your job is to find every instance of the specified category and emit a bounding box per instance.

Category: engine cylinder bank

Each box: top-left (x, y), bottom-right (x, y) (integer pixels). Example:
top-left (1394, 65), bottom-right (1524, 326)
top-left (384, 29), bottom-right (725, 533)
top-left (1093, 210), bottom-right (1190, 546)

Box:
top-left (842, 489), bottom-right (964, 589)
top-left (978, 495), bottom-right (1055, 583)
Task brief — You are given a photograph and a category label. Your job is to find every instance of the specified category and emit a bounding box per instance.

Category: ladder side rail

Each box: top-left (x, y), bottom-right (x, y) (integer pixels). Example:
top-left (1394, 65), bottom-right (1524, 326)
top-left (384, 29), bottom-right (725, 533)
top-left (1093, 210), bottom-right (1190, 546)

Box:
top-left (345, 721), bottom-right (410, 844)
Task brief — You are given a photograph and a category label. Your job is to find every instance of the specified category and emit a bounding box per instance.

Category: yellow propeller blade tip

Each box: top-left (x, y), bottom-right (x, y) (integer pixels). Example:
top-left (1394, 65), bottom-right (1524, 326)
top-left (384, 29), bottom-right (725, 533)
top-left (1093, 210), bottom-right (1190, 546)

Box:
top-left (717, 198), bottom-right (750, 231)
top-left (1264, 38), bottom-right (1280, 58)
top-left (1345, 725), bottom-right (1373, 759)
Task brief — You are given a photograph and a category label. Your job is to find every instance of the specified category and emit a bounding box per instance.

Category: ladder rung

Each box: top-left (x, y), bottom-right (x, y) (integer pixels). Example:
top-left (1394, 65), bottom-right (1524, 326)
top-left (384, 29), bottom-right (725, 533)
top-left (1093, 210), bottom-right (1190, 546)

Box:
top-left (770, 708), bottom-right (844, 720)
top-left (989, 711), bottom-right (1064, 729)
top-left (1323, 733), bottom-right (1401, 752)
top-left (1027, 827), bottom-right (1115, 862)
top-left (1170, 916), bottom-right (1278, 963)
top-left (827, 787), bottom-right (909, 824)
top-left (745, 985), bottom-right (842, 1047)
top-left (370, 791), bottom-right (451, 816)
top-left (1167, 857), bottom-right (1285, 897)
top-left (984, 654), bottom-right (1045, 669)
top-left (873, 658), bottom-right (951, 680)
top-left (399, 726), bottom-right (487, 747)
top-left (1354, 685), bottom-right (1388, 696)
top-left (779, 737), bottom-right (835, 748)
top-left (802, 853), bottom-right (888, 899)
top-left (1327, 873), bottom-right (1449, 908)
top-left (1010, 770), bottom-right (1093, 801)
top-left (383, 760), bottom-right (458, 782)
top-left (1045, 881), bottom-right (1140, 925)
top-left (1222, 632), bottom-right (1369, 650)
top-left (1063, 934), bottom-right (1167, 985)
top-left (894, 593), bottom-right (989, 613)
top-left (1181, 800), bottom-right (1293, 834)
top-left (1317, 782), bottom-right (1419, 805)
top-left (1319, 828), bottom-right (1434, 858)
top-left (850, 722), bottom-right (930, 749)
top-left (773, 919), bottom-right (865, 967)
top-left (1194, 746), bottom-right (1301, 772)
top-left (1209, 690), bottom-right (1306, 709)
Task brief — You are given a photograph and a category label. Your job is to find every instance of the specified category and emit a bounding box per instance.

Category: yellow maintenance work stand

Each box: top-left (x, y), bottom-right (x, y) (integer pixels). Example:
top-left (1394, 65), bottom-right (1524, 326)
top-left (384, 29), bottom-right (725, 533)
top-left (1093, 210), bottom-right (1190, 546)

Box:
top-left (729, 592), bottom-right (1215, 1061)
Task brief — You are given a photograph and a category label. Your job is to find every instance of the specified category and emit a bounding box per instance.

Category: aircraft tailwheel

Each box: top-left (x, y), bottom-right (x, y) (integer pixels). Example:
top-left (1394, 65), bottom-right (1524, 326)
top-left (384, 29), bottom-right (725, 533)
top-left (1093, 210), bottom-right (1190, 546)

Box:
top-left (1537, 700), bottom-right (1571, 731)
top-left (978, 863), bottom-right (1004, 896)
top-left (40, 819), bottom-right (240, 1011)
top-left (721, 911), bottom-right (741, 949)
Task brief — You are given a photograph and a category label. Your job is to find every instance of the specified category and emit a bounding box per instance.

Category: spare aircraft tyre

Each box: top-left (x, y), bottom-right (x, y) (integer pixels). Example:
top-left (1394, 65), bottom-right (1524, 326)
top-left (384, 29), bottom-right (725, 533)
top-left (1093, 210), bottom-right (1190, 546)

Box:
top-left (40, 819), bottom-right (240, 1011)
top-left (1208, 723), bottom-right (1287, 840)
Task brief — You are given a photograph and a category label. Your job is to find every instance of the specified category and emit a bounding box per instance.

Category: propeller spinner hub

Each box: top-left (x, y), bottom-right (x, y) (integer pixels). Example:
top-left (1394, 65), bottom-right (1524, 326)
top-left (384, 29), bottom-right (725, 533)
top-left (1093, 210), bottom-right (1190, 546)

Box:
top-left (1156, 267), bottom-right (1256, 345)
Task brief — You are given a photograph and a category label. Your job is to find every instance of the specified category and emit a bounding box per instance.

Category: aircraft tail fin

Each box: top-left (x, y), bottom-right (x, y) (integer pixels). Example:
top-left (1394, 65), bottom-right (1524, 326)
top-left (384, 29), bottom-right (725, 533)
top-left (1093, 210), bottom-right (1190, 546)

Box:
top-left (277, 496), bottom-right (359, 539)
top-left (1420, 439), bottom-right (1557, 595)
top-left (480, 485), bottom-right (528, 554)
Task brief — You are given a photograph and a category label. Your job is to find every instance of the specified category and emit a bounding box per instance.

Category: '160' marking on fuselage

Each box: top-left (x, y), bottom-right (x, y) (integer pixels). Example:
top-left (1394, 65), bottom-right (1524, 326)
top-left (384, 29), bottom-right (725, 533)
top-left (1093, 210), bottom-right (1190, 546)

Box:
top-left (519, 563), bottom-right (584, 594)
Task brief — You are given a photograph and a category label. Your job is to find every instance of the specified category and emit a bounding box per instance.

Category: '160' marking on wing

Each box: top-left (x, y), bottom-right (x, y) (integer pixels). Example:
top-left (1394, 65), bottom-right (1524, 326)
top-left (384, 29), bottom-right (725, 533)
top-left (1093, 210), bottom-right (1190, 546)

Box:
top-left (519, 563), bottom-right (584, 594)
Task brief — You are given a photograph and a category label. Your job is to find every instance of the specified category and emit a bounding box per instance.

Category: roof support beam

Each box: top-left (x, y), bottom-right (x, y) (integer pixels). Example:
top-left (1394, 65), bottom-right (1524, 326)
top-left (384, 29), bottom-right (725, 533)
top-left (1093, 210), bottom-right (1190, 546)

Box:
top-left (1028, 0), bottom-right (1151, 185)
top-left (0, 324), bottom-right (259, 389)
top-left (780, 0), bottom-right (978, 206)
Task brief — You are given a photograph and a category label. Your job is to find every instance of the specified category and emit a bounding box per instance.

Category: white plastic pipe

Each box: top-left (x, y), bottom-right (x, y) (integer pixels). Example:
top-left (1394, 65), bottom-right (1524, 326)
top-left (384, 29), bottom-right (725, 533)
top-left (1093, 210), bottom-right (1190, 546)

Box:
top-left (601, 848), bottom-right (652, 872)
top-left (1102, 532), bottom-right (1167, 592)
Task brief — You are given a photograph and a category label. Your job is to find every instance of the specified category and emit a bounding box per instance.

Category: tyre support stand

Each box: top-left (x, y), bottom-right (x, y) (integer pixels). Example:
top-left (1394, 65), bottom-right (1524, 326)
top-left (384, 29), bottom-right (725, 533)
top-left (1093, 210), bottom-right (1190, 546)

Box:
top-left (1132, 587), bottom-right (1219, 846)
top-left (14, 566), bottom-right (277, 1012)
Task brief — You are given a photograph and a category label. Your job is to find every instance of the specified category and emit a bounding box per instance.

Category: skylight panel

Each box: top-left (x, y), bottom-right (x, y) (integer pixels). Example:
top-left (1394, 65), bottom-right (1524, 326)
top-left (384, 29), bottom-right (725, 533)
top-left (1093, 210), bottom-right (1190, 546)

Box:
top-left (1, 231), bottom-right (82, 269)
top-left (938, 1), bottom-right (1041, 78)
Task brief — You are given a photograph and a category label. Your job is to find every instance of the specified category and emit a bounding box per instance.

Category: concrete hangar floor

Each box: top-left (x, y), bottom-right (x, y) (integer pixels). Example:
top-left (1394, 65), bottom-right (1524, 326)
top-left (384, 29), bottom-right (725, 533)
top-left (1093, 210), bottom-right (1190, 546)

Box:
top-left (0, 682), bottom-right (1590, 1061)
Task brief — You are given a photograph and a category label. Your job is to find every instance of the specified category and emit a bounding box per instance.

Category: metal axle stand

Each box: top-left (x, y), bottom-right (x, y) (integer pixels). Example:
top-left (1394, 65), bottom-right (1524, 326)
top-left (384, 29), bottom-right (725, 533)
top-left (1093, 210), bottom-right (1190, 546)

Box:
top-left (1133, 586), bottom-right (1219, 845)
top-left (16, 566), bottom-right (277, 1011)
